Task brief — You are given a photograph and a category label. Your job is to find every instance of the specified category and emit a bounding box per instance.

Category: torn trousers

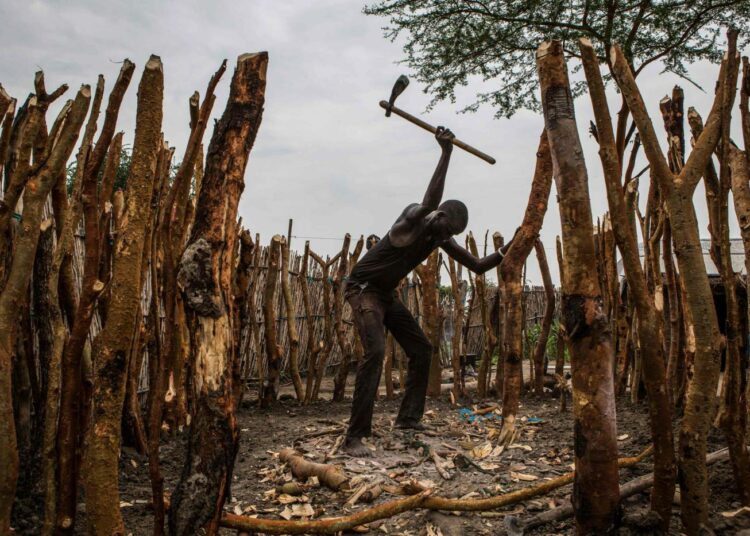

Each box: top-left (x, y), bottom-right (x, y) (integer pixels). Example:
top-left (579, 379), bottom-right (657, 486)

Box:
top-left (345, 287), bottom-right (432, 439)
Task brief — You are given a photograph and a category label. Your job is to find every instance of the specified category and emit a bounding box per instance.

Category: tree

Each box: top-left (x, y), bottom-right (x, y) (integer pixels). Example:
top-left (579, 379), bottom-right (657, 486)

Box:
top-left (364, 0), bottom-right (749, 147)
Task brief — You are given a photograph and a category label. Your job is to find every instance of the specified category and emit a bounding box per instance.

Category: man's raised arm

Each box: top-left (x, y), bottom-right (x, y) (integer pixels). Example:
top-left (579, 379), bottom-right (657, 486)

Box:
top-left (421, 127), bottom-right (455, 211)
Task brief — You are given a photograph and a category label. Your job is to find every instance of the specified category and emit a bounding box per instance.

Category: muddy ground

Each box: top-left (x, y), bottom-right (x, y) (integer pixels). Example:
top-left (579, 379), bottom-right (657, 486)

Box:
top-left (13, 377), bottom-right (750, 535)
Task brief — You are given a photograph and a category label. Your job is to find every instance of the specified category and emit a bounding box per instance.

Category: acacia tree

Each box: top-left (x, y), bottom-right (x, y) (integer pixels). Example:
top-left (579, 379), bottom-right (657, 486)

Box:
top-left (364, 0), bottom-right (749, 156)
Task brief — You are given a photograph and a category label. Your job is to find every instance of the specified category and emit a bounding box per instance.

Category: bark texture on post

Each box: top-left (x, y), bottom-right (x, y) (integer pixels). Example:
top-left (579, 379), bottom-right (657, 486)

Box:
top-left (492, 232), bottom-right (506, 397)
top-left (415, 250), bottom-right (442, 397)
top-left (82, 56), bottom-right (163, 536)
top-left (532, 239), bottom-right (554, 396)
top-left (260, 235), bottom-right (281, 408)
top-left (281, 236), bottom-right (304, 401)
top-left (57, 61), bottom-right (135, 536)
top-left (0, 85), bottom-right (90, 533)
top-left (580, 37), bottom-right (675, 528)
top-left (170, 52), bottom-right (268, 536)
top-left (446, 257), bottom-right (465, 399)
top-left (332, 234), bottom-right (352, 402)
top-left (537, 40), bottom-right (620, 534)
top-left (498, 130), bottom-right (553, 443)
top-left (610, 42), bottom-right (729, 534)
top-left (300, 241), bottom-right (322, 404)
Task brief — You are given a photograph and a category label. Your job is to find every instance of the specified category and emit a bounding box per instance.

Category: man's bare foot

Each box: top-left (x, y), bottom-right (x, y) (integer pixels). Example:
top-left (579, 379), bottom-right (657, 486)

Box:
top-left (343, 436), bottom-right (373, 457)
top-left (395, 419), bottom-right (429, 431)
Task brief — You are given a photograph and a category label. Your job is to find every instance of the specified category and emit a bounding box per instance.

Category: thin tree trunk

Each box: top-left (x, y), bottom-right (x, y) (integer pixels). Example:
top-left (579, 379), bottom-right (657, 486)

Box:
top-left (415, 251), bottom-right (442, 397)
top-left (446, 257), bottom-right (464, 400)
top-left (580, 38), bottom-right (676, 528)
top-left (332, 235), bottom-right (352, 402)
top-left (300, 241), bottom-right (322, 404)
top-left (611, 42), bottom-right (731, 534)
top-left (310, 250), bottom-right (341, 401)
top-left (554, 236), bottom-right (566, 380)
top-left (83, 57), bottom-right (162, 536)
top-left (532, 240), bottom-right (554, 396)
top-left (281, 236), bottom-right (304, 401)
top-left (169, 52), bottom-right (268, 536)
top-left (498, 130), bottom-right (553, 444)
top-left (538, 40), bottom-right (620, 534)
top-left (0, 85), bottom-right (89, 533)
top-left (261, 235), bottom-right (282, 407)
top-left (726, 144), bottom-right (750, 504)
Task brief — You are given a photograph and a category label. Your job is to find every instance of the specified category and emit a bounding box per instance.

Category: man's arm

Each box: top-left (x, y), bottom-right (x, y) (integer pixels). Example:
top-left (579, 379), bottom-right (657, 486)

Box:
top-left (421, 127), bottom-right (455, 211)
top-left (440, 236), bottom-right (514, 274)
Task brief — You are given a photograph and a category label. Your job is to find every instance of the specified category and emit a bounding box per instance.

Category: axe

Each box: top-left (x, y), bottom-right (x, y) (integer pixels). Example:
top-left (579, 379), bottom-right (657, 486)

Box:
top-left (380, 75), bottom-right (496, 165)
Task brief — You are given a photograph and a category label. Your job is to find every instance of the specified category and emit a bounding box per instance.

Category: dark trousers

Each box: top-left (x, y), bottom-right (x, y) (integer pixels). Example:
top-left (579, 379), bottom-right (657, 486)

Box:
top-left (346, 289), bottom-right (432, 439)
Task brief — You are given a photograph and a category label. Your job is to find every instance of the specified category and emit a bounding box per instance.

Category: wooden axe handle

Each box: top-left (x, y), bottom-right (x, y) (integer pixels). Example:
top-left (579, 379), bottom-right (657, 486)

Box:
top-left (379, 100), bottom-right (496, 165)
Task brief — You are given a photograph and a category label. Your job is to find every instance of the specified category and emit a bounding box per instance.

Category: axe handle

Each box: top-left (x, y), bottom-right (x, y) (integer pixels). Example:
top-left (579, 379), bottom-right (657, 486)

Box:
top-left (379, 100), bottom-right (496, 165)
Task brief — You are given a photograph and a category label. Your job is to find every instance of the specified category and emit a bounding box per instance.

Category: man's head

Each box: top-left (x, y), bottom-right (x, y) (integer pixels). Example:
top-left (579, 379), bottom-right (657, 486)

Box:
top-left (426, 199), bottom-right (468, 241)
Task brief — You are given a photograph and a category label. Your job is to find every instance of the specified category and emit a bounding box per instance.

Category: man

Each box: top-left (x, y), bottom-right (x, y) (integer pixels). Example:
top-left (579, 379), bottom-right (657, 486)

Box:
top-left (344, 126), bottom-right (513, 456)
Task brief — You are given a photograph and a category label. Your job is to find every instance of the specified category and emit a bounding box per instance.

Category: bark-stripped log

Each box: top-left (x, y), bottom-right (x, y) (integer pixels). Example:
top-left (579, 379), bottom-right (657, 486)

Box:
top-left (170, 51), bottom-right (267, 536)
top-left (537, 40), bottom-right (620, 534)
top-left (580, 37), bottom-right (676, 528)
top-left (0, 85), bottom-right (90, 533)
top-left (610, 42), bottom-right (730, 534)
top-left (279, 448), bottom-right (350, 491)
top-left (498, 130), bottom-right (552, 444)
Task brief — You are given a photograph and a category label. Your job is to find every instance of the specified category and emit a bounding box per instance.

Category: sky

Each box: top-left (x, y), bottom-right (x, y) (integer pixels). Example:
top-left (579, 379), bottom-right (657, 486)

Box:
top-left (0, 0), bottom-right (740, 285)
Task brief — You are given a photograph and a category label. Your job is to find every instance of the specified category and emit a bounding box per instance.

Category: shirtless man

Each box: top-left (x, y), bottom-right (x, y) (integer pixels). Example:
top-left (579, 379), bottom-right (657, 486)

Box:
top-left (343, 127), bottom-right (513, 456)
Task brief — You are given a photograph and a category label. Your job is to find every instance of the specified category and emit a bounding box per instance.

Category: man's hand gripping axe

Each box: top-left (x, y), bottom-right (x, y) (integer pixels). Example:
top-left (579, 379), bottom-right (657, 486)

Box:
top-left (380, 75), bottom-right (496, 165)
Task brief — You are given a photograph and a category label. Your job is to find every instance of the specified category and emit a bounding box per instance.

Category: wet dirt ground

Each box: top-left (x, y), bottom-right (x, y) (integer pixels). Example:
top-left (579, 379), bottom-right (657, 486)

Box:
top-left (12, 377), bottom-right (750, 535)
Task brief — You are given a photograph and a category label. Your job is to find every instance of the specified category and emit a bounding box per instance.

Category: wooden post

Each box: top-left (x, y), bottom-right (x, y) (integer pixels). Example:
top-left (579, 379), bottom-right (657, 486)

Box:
top-left (531, 240), bottom-right (554, 397)
top-left (415, 250), bottom-right (442, 397)
top-left (497, 130), bottom-right (553, 444)
top-left (169, 52), bottom-right (268, 536)
top-left (300, 241), bottom-right (322, 404)
top-left (280, 236), bottom-right (304, 401)
top-left (610, 40), bottom-right (731, 533)
top-left (261, 235), bottom-right (283, 407)
top-left (0, 84), bottom-right (90, 533)
top-left (580, 37), bottom-right (676, 528)
top-left (538, 40), bottom-right (620, 533)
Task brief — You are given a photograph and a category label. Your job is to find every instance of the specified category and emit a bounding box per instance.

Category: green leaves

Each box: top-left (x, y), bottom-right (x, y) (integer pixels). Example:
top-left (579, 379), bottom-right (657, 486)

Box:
top-left (364, 0), bottom-right (750, 118)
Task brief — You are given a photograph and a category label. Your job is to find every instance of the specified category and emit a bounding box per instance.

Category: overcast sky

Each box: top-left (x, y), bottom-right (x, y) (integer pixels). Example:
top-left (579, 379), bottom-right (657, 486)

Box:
top-left (1, 0), bottom-right (740, 284)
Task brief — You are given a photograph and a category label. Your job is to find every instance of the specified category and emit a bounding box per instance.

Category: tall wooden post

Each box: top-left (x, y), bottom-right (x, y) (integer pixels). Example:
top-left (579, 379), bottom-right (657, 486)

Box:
top-left (537, 40), bottom-right (620, 534)
top-left (169, 52), bottom-right (268, 536)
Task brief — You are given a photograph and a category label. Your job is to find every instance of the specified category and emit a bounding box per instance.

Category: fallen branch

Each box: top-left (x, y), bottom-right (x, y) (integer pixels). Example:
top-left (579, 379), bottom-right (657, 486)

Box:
top-left (279, 448), bottom-right (350, 491)
top-left (220, 446), bottom-right (653, 534)
top-left (514, 448), bottom-right (729, 534)
top-left (220, 492), bottom-right (430, 534)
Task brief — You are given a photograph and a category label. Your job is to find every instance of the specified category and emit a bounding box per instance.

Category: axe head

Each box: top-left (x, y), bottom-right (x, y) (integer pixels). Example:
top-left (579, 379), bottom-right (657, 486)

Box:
top-left (385, 75), bottom-right (409, 117)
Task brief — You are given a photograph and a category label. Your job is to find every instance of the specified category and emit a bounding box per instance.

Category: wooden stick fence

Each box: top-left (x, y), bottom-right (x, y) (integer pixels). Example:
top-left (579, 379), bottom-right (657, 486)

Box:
top-left (66, 231), bottom-right (557, 396)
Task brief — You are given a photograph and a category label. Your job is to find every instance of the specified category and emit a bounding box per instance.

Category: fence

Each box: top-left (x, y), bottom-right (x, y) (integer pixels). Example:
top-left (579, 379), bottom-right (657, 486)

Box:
top-left (67, 232), bottom-right (556, 394)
